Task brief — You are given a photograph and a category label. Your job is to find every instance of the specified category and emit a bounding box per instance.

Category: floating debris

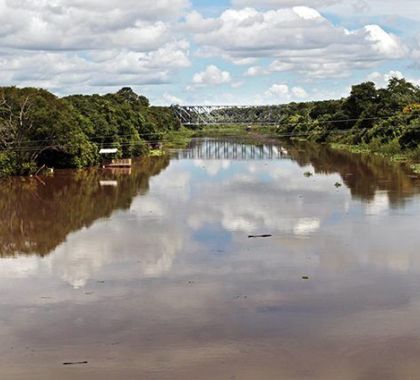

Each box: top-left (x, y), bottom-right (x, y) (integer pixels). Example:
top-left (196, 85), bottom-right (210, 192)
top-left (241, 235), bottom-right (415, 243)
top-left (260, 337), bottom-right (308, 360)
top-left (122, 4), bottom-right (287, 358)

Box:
top-left (248, 234), bottom-right (272, 238)
top-left (63, 361), bottom-right (88, 366)
top-left (302, 276), bottom-right (309, 280)
top-left (304, 171), bottom-right (313, 177)
top-left (334, 182), bottom-right (342, 188)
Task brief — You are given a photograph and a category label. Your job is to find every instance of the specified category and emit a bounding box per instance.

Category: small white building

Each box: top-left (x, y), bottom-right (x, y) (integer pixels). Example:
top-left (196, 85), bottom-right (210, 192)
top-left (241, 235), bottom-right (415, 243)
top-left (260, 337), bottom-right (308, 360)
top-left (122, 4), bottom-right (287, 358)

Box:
top-left (99, 148), bottom-right (118, 155)
top-left (99, 148), bottom-right (132, 168)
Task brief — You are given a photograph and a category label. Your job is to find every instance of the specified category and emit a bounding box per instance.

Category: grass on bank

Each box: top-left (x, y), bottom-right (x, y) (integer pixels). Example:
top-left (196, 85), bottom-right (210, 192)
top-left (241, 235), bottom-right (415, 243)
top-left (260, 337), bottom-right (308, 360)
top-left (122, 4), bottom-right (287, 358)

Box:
top-left (191, 124), bottom-right (277, 136)
top-left (330, 140), bottom-right (420, 175)
top-left (331, 141), bottom-right (420, 160)
top-left (160, 127), bottom-right (195, 149)
top-left (148, 149), bottom-right (166, 157)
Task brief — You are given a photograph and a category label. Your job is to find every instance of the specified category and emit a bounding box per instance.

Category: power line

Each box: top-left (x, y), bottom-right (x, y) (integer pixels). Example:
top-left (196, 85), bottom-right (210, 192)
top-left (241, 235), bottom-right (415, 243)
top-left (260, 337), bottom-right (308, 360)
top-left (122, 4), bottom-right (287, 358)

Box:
top-left (2, 125), bottom-right (420, 153)
top-left (1, 113), bottom-right (418, 153)
top-left (0, 130), bottom-right (175, 146)
top-left (180, 115), bottom-right (401, 126)
top-left (0, 140), bottom-right (166, 153)
top-left (0, 112), bottom-right (413, 148)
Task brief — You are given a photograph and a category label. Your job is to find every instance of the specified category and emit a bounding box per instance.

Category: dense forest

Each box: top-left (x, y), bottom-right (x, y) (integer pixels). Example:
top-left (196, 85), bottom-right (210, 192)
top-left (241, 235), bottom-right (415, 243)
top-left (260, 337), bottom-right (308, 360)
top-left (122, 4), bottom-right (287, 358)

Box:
top-left (276, 78), bottom-right (420, 156)
top-left (0, 87), bottom-right (179, 176)
top-left (1, 78), bottom-right (419, 177)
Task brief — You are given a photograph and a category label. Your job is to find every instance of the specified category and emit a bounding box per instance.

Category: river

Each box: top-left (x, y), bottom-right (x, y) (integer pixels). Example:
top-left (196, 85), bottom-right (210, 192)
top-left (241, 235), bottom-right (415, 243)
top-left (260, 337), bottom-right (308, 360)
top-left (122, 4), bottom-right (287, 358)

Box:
top-left (1, 138), bottom-right (420, 379)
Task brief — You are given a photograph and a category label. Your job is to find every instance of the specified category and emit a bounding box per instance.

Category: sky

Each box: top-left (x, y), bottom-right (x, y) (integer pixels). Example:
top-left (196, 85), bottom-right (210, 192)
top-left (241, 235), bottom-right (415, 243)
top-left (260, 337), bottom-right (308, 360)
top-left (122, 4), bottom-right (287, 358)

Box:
top-left (0, 0), bottom-right (419, 105)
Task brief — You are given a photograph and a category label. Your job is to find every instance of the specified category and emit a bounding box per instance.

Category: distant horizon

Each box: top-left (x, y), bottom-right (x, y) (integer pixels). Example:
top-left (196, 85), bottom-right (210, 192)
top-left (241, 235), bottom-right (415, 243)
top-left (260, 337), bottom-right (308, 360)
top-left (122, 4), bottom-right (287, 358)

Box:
top-left (0, 0), bottom-right (418, 105)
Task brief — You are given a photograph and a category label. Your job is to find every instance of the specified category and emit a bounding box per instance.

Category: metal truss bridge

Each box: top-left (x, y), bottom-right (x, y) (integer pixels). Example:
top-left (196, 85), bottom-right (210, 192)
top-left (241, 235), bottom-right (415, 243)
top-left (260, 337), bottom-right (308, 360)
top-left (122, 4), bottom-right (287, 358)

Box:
top-left (171, 105), bottom-right (283, 126)
top-left (172, 140), bottom-right (289, 161)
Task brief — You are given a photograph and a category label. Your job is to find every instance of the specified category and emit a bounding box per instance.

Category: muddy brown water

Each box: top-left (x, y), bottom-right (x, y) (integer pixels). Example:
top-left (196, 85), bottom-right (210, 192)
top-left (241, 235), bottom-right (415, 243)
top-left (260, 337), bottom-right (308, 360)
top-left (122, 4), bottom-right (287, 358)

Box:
top-left (1, 138), bottom-right (420, 379)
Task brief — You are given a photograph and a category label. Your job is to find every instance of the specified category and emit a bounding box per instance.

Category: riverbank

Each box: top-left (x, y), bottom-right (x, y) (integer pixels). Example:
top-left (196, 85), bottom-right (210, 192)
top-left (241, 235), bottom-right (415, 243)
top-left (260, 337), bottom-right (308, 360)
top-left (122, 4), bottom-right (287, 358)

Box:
top-left (329, 143), bottom-right (420, 174)
top-left (160, 127), bottom-right (195, 149)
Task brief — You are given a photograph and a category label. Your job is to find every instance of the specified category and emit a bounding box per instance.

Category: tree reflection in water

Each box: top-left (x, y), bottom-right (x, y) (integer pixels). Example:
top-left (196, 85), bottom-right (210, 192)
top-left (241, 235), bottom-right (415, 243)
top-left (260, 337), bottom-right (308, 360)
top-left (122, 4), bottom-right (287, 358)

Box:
top-left (283, 140), bottom-right (420, 206)
top-left (0, 156), bottom-right (169, 257)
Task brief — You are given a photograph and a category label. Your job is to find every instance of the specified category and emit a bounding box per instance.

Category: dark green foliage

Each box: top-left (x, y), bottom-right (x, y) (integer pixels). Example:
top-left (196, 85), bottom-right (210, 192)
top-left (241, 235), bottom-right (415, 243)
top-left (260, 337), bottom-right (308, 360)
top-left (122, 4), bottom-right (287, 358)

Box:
top-left (148, 106), bottom-right (180, 131)
top-left (309, 100), bottom-right (342, 120)
top-left (0, 87), bottom-right (175, 176)
top-left (344, 82), bottom-right (378, 120)
top-left (274, 78), bottom-right (420, 153)
top-left (0, 87), bottom-right (98, 175)
top-left (64, 91), bottom-right (148, 158)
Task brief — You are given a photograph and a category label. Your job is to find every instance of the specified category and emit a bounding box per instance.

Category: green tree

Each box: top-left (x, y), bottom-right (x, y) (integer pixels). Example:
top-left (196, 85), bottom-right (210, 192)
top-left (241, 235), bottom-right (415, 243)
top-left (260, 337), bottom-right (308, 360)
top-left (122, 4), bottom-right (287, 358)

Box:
top-left (0, 87), bottom-right (97, 175)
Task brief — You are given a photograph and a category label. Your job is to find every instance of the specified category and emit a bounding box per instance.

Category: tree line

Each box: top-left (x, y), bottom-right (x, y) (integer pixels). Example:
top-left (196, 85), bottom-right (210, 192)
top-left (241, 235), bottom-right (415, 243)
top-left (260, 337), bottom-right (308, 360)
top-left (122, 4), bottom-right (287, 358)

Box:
top-left (276, 78), bottom-right (420, 155)
top-left (0, 87), bottom-right (179, 176)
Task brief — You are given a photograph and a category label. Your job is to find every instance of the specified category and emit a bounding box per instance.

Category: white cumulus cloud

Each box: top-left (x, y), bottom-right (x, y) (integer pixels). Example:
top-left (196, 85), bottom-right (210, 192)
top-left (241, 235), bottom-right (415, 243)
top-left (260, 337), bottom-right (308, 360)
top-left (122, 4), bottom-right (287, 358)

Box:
top-left (0, 0), bottom-right (416, 96)
top-left (231, 0), bottom-right (339, 7)
top-left (191, 6), bottom-right (407, 79)
top-left (0, 41), bottom-right (190, 93)
top-left (266, 84), bottom-right (290, 96)
top-left (192, 65), bottom-right (232, 87)
top-left (366, 70), bottom-right (420, 88)
top-left (0, 0), bottom-right (190, 94)
top-left (265, 83), bottom-right (308, 100)
top-left (292, 86), bottom-right (308, 98)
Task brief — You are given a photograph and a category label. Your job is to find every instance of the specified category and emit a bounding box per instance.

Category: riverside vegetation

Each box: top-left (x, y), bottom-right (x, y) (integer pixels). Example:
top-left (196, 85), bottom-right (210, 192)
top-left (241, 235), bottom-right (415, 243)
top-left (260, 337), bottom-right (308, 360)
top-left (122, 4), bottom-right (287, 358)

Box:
top-left (0, 87), bottom-right (180, 176)
top-left (1, 77), bottom-right (419, 177)
top-left (275, 78), bottom-right (420, 167)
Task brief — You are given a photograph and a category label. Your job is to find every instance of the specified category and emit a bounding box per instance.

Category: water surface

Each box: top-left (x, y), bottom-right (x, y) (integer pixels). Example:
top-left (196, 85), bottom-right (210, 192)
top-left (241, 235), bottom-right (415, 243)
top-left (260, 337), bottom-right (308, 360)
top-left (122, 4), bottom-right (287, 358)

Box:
top-left (1, 138), bottom-right (420, 379)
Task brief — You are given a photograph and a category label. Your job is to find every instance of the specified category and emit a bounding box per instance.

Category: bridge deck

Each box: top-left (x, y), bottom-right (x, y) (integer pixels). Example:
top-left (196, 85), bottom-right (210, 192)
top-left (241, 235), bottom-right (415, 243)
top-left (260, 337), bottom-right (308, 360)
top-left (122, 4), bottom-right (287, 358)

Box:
top-left (171, 105), bottom-right (283, 126)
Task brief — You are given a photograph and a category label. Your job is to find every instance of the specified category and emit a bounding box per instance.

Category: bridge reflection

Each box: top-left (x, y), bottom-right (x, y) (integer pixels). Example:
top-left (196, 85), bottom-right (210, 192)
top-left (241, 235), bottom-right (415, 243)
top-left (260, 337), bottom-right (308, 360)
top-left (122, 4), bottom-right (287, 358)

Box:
top-left (172, 140), bottom-right (289, 160)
